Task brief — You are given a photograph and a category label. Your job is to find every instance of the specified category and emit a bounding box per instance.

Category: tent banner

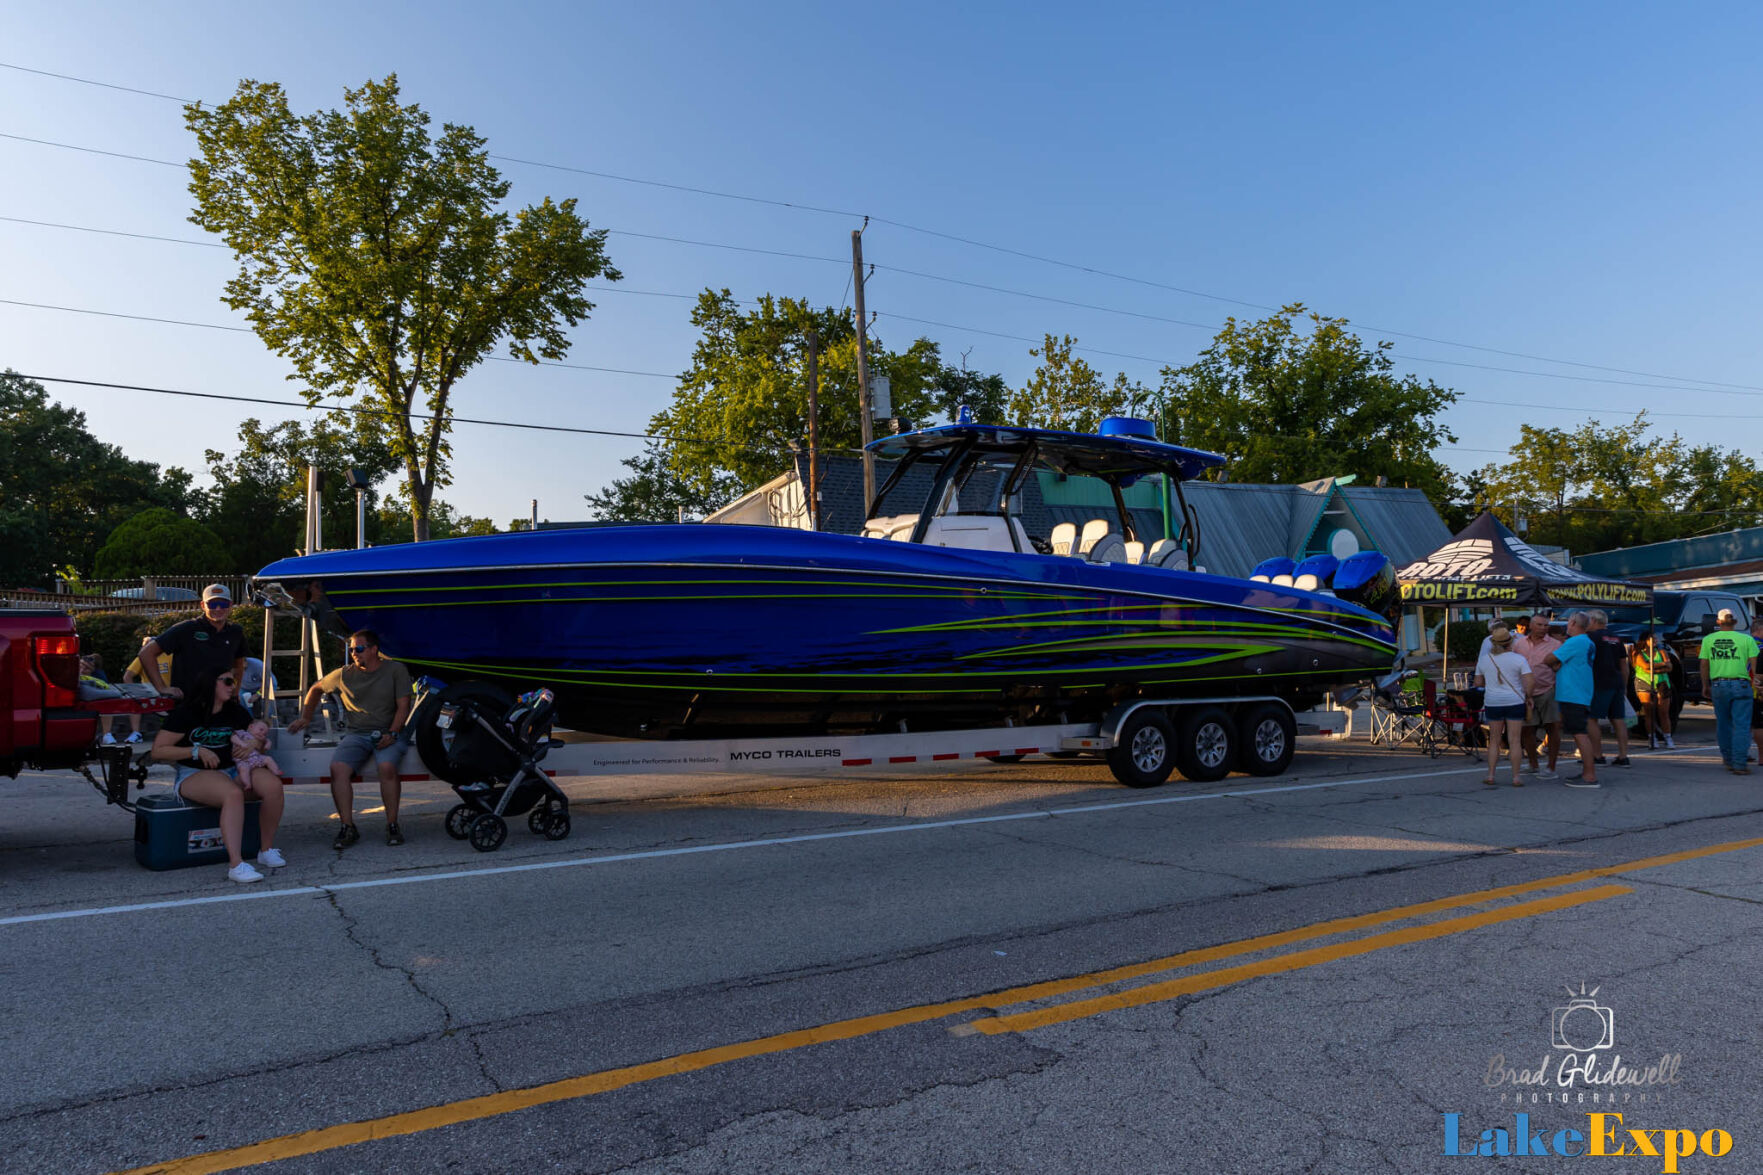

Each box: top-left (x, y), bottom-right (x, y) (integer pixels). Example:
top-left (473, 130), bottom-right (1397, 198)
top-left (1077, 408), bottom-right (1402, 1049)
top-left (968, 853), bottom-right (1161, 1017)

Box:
top-left (1400, 580), bottom-right (1527, 604)
top-left (1538, 581), bottom-right (1654, 606)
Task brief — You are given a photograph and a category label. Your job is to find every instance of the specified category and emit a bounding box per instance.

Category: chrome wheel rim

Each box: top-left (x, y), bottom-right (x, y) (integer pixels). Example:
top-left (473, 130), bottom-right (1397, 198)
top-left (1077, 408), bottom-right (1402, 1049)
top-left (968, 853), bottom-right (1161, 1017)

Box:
top-left (1254, 718), bottom-right (1286, 763)
top-left (1196, 722), bottom-right (1230, 769)
top-left (1130, 725), bottom-right (1167, 773)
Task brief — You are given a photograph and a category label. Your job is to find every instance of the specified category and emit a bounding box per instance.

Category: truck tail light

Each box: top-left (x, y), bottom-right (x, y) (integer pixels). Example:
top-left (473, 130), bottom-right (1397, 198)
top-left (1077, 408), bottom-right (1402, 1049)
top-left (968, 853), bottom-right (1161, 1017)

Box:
top-left (35, 633), bottom-right (80, 707)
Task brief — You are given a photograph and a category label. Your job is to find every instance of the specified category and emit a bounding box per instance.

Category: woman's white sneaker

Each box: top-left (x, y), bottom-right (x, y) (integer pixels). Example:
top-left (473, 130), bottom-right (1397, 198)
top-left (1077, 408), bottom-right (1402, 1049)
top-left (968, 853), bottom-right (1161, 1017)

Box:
top-left (228, 862), bottom-right (264, 884)
top-left (256, 848), bottom-right (286, 869)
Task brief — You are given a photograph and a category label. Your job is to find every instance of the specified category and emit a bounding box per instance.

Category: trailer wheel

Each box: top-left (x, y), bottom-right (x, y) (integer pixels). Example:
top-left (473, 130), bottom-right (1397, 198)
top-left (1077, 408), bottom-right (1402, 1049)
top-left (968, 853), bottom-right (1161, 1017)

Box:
top-left (414, 680), bottom-right (515, 785)
top-left (1236, 703), bottom-right (1295, 776)
top-left (1106, 709), bottom-right (1176, 788)
top-left (1176, 706), bottom-right (1235, 783)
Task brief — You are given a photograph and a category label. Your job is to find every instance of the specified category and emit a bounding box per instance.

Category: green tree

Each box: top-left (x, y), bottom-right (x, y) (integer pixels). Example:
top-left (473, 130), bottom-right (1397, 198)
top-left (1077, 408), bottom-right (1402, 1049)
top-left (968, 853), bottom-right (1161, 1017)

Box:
top-left (1007, 334), bottom-right (1148, 432)
top-left (185, 76), bottom-right (621, 542)
top-left (1156, 305), bottom-right (1459, 499)
top-left (584, 443), bottom-right (746, 522)
top-left (637, 290), bottom-right (945, 502)
top-left (0, 371), bottom-right (194, 587)
top-left (375, 494), bottom-right (498, 539)
top-left (1476, 413), bottom-right (1763, 552)
top-left (203, 416), bottom-right (403, 570)
top-left (931, 364), bottom-right (1011, 426)
top-left (94, 508), bottom-right (229, 578)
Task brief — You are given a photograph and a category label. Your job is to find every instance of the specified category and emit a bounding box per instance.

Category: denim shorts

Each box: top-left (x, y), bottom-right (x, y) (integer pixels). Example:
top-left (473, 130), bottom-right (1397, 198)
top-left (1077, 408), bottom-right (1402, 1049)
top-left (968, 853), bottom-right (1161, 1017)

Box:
top-left (332, 731), bottom-right (411, 772)
top-left (1485, 703), bottom-right (1527, 722)
top-left (172, 763), bottom-right (238, 799)
top-left (1588, 689), bottom-right (1625, 722)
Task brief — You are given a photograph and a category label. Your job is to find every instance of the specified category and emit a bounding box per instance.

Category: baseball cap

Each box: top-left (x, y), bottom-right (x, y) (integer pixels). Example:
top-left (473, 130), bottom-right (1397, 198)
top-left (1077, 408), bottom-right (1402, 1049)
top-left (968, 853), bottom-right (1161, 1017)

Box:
top-left (1718, 608), bottom-right (1738, 626)
top-left (201, 583), bottom-right (232, 604)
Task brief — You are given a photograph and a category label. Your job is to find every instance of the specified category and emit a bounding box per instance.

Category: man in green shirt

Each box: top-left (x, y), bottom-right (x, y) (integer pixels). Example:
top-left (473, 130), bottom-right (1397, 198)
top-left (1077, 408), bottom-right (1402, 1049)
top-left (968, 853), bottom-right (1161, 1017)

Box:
top-left (1698, 609), bottom-right (1759, 774)
top-left (288, 628), bottom-right (415, 847)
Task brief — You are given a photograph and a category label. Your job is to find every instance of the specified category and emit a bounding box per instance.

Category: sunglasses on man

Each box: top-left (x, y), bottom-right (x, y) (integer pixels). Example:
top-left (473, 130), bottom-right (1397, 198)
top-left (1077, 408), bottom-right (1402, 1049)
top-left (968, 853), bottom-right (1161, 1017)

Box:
top-left (204, 599), bottom-right (232, 610)
top-left (350, 645), bottom-right (372, 654)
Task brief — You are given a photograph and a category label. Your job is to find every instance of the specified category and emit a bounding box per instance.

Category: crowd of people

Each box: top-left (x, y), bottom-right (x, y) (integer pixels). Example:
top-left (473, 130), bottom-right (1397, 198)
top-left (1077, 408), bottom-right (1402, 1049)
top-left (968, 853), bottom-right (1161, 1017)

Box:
top-left (117, 584), bottom-right (415, 884)
top-left (1472, 606), bottom-right (1760, 788)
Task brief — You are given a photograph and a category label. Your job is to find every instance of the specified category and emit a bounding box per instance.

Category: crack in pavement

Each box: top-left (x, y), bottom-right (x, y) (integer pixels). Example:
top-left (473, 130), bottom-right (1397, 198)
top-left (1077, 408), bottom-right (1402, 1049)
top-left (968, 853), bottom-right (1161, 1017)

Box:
top-left (320, 889), bottom-right (504, 1095)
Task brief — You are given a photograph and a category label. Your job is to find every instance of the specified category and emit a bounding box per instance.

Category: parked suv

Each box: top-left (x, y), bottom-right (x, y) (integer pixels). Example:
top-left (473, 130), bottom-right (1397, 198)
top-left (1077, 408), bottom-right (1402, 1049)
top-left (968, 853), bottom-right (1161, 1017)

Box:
top-left (1562, 590), bottom-right (1752, 721)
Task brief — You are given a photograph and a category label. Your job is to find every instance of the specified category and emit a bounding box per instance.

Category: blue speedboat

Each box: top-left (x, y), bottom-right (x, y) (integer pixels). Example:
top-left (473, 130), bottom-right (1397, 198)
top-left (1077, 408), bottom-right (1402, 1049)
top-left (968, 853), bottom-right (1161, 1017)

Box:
top-left (255, 419), bottom-right (1398, 737)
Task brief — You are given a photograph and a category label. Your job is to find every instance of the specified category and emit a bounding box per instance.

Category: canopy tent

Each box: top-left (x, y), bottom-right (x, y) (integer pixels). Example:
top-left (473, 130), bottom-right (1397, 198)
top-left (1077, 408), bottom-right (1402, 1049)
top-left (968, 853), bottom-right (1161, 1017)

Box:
top-left (1397, 511), bottom-right (1652, 610)
top-left (1395, 512), bottom-right (1652, 685)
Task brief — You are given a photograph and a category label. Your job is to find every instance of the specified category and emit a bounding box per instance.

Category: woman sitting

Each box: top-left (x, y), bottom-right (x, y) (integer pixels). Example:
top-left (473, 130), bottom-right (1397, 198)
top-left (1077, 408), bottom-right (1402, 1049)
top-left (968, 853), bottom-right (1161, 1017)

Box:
top-left (150, 667), bottom-right (288, 883)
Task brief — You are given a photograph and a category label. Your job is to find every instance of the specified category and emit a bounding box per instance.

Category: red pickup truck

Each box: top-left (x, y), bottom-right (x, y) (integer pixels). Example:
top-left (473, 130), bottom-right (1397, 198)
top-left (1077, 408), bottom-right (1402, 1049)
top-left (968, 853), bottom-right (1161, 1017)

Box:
top-left (1, 607), bottom-right (172, 800)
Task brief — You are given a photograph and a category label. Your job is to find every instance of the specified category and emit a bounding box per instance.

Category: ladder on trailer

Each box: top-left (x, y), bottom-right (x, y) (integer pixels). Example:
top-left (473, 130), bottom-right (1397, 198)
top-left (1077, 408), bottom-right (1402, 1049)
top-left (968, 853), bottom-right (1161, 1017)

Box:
top-left (258, 466), bottom-right (334, 728)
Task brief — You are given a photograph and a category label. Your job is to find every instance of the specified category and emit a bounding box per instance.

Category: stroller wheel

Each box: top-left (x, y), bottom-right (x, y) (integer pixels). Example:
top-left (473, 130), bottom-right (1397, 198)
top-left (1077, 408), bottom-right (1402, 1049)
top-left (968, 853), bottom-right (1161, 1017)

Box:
top-left (445, 803), bottom-right (478, 840)
top-left (542, 810), bottom-right (571, 841)
top-left (528, 806), bottom-right (549, 835)
top-left (468, 813), bottom-right (508, 853)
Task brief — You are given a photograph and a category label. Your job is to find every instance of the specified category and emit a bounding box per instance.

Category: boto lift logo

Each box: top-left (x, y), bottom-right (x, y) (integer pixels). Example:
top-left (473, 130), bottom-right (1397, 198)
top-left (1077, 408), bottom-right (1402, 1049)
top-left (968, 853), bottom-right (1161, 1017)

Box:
top-left (1438, 983), bottom-right (1731, 1171)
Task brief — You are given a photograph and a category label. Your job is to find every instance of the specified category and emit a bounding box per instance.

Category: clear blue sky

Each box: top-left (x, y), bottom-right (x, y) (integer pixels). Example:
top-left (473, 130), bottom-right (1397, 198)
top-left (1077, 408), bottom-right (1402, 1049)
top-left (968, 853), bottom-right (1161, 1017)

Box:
top-left (5, 2), bottom-right (1762, 526)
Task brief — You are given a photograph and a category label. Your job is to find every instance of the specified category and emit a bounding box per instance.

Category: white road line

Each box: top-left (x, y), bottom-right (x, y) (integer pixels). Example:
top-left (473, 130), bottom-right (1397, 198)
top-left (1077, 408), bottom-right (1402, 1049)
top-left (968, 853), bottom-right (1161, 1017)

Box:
top-left (0, 758), bottom-right (1629, 928)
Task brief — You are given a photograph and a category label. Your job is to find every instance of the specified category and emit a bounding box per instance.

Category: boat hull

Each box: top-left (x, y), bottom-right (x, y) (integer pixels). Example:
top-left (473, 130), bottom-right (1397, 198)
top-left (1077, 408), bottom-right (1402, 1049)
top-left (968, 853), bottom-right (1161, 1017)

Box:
top-left (256, 526), bottom-right (1398, 736)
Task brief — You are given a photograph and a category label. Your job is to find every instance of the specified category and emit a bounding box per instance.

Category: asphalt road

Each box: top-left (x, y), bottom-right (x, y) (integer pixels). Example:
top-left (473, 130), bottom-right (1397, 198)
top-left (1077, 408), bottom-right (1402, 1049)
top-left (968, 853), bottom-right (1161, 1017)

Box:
top-left (3, 714), bottom-right (1761, 1174)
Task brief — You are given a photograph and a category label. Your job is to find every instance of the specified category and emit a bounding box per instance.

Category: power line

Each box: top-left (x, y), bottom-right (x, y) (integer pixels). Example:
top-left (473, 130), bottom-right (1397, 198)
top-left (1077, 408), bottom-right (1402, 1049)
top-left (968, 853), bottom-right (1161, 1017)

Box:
top-left (12, 373), bottom-right (850, 456)
top-left (0, 298), bottom-right (678, 378)
top-left (4, 67), bottom-right (1758, 395)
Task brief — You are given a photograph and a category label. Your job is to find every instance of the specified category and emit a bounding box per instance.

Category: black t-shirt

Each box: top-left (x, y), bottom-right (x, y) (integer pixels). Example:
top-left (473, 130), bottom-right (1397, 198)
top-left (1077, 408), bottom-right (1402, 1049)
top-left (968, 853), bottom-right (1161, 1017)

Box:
top-left (155, 618), bottom-right (246, 693)
top-left (160, 699), bottom-right (252, 768)
top-left (1591, 629), bottom-right (1628, 691)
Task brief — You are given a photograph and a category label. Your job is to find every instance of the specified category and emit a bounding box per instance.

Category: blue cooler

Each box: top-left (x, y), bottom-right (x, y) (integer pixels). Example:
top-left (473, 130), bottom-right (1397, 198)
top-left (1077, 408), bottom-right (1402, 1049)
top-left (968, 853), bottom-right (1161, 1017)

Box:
top-left (134, 793), bottom-right (262, 870)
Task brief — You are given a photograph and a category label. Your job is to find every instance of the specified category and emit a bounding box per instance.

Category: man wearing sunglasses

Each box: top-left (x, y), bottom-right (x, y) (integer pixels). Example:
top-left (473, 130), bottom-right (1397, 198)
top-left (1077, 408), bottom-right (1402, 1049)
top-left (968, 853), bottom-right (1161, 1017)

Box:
top-left (139, 583), bottom-right (248, 701)
top-left (288, 629), bottom-right (414, 848)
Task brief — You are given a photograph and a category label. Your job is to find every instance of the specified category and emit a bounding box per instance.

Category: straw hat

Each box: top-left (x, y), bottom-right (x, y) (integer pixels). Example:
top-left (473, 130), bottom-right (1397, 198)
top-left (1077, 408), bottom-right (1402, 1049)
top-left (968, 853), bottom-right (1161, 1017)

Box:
top-left (1487, 622), bottom-right (1513, 647)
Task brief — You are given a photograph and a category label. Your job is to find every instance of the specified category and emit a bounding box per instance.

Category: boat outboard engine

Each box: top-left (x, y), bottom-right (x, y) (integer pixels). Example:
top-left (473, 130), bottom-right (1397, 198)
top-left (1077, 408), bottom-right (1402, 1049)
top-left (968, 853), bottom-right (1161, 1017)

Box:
top-left (1332, 551), bottom-right (1398, 622)
top-left (1249, 557), bottom-right (1297, 584)
top-left (1292, 554), bottom-right (1340, 593)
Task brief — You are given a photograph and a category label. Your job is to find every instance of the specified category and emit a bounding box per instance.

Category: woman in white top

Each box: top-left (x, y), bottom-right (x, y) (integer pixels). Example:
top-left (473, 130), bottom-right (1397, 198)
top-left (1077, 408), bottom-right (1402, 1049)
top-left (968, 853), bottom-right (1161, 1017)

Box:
top-left (1475, 622), bottom-right (1534, 786)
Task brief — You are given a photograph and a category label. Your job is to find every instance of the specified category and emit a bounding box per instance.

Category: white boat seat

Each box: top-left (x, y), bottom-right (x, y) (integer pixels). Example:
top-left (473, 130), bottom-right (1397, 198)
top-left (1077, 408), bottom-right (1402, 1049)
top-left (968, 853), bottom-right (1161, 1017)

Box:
top-left (1078, 519), bottom-right (1113, 555)
top-left (1272, 574), bottom-right (1294, 586)
top-left (1249, 574), bottom-right (1270, 583)
top-left (1087, 535), bottom-right (1129, 564)
top-left (1145, 538), bottom-right (1178, 566)
top-left (1293, 573), bottom-right (1321, 592)
top-left (1049, 522), bottom-right (1078, 557)
top-left (862, 513), bottom-right (918, 541)
top-left (1124, 541), bottom-right (1145, 564)
top-left (1154, 543), bottom-right (1189, 571)
top-left (921, 515), bottom-right (1017, 552)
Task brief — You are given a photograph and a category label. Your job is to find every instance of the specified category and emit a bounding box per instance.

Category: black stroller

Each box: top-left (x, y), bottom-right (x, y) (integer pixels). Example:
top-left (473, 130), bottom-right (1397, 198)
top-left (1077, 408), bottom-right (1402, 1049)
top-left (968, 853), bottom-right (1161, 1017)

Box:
top-left (430, 686), bottom-right (572, 852)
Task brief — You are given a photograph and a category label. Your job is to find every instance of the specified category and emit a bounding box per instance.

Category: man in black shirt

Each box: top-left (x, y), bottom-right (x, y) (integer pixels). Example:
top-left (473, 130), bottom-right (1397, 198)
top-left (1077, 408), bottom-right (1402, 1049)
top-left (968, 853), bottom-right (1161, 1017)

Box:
top-left (140, 583), bottom-right (248, 699)
top-left (1586, 609), bottom-right (1632, 766)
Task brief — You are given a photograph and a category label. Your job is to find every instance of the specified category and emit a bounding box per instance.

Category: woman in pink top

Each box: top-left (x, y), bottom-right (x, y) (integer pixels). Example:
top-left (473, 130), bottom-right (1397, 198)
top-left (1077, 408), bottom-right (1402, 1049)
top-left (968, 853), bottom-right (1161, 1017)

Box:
top-left (1517, 613), bottom-right (1563, 777)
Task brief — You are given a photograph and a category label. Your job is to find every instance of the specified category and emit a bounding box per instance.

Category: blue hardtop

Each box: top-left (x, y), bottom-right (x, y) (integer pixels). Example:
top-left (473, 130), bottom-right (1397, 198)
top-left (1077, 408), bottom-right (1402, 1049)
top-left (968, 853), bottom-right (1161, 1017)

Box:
top-left (867, 422), bottom-right (1227, 483)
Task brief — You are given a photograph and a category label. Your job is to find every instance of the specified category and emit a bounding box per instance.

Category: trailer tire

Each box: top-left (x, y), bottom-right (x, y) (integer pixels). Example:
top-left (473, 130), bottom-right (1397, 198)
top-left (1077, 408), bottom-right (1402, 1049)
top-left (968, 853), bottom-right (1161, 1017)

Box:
top-left (414, 680), bottom-right (515, 785)
top-left (1236, 703), bottom-right (1295, 776)
top-left (1106, 709), bottom-right (1176, 788)
top-left (1176, 706), bottom-right (1235, 783)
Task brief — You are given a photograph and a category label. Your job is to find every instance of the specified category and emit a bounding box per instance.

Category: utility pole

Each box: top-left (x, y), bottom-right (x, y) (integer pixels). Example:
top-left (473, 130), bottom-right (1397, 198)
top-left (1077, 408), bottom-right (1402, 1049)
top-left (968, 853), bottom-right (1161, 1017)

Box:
top-left (851, 225), bottom-right (875, 508)
top-left (806, 328), bottom-right (821, 531)
top-left (531, 499), bottom-right (538, 530)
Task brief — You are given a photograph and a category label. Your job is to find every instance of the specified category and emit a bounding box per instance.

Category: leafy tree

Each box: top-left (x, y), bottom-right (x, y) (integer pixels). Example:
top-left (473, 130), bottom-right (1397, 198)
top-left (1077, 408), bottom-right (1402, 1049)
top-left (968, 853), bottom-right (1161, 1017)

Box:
top-left (202, 416), bottom-right (402, 570)
top-left (94, 508), bottom-right (229, 578)
top-left (1007, 334), bottom-right (1149, 432)
top-left (0, 371), bottom-right (193, 587)
top-left (185, 76), bottom-right (621, 542)
top-left (1475, 413), bottom-right (1763, 552)
top-left (375, 494), bottom-right (498, 539)
top-left (636, 291), bottom-right (944, 502)
top-left (584, 443), bottom-right (747, 522)
top-left (932, 365), bottom-right (1011, 426)
top-left (1156, 305), bottom-right (1459, 500)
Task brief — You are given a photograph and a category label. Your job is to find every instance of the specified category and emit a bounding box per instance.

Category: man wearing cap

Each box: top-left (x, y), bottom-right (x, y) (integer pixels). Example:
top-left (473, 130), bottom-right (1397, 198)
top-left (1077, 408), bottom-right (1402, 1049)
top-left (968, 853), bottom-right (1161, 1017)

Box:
top-left (1700, 608), bottom-right (1759, 774)
top-left (138, 584), bottom-right (248, 700)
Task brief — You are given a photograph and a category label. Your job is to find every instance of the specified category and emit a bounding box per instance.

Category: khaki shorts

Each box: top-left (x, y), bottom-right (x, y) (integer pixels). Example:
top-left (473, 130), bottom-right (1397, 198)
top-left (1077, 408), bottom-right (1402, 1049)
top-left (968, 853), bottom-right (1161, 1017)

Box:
top-left (1526, 688), bottom-right (1561, 726)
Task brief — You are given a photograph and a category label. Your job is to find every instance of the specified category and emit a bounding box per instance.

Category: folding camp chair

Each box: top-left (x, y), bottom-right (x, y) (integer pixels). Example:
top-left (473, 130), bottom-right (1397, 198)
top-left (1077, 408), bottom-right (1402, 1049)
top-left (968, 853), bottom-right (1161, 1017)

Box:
top-left (1368, 671), bottom-right (1441, 756)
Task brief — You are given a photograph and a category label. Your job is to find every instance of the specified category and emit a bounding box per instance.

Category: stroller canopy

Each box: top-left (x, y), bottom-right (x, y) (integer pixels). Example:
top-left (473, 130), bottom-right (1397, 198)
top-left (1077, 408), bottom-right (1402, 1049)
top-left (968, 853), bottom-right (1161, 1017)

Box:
top-left (1395, 511), bottom-right (1652, 609)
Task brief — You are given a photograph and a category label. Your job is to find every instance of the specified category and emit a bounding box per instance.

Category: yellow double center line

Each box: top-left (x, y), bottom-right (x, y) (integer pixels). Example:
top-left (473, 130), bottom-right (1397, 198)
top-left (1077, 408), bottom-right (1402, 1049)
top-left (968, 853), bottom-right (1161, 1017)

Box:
top-left (119, 835), bottom-right (1763, 1175)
